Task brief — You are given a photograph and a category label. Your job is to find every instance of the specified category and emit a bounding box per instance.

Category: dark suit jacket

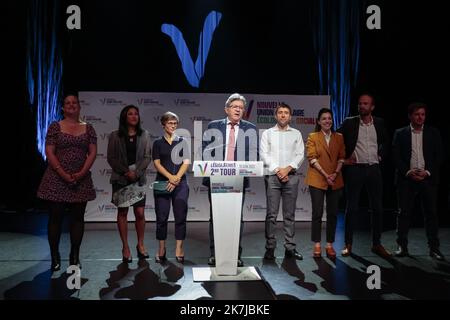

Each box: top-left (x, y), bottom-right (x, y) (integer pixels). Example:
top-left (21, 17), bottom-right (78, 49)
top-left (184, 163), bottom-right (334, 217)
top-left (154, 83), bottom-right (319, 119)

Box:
top-left (107, 130), bottom-right (152, 185)
top-left (337, 116), bottom-right (390, 162)
top-left (392, 125), bottom-right (443, 185)
top-left (201, 118), bottom-right (259, 187)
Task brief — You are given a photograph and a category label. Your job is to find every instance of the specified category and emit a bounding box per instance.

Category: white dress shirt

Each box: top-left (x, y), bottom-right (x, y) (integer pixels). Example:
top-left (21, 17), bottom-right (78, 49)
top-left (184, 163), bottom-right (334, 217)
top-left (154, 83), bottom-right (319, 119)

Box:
top-left (407, 124), bottom-right (430, 177)
top-left (354, 117), bottom-right (379, 164)
top-left (260, 125), bottom-right (305, 175)
top-left (410, 124), bottom-right (425, 170)
top-left (323, 130), bottom-right (331, 147)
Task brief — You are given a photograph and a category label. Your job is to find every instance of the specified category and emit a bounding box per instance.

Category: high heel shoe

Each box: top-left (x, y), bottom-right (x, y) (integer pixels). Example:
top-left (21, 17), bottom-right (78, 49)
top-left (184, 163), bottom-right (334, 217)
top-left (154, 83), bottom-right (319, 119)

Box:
top-left (122, 247), bottom-right (132, 263)
top-left (136, 245), bottom-right (149, 259)
top-left (51, 252), bottom-right (61, 272)
top-left (155, 249), bottom-right (167, 263)
top-left (176, 256), bottom-right (185, 263)
top-left (122, 256), bottom-right (132, 263)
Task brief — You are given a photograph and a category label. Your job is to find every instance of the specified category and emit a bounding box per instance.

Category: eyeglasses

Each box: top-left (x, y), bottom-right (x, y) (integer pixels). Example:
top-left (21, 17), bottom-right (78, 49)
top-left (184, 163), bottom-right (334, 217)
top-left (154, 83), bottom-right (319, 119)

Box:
top-left (229, 105), bottom-right (244, 111)
top-left (166, 121), bottom-right (178, 126)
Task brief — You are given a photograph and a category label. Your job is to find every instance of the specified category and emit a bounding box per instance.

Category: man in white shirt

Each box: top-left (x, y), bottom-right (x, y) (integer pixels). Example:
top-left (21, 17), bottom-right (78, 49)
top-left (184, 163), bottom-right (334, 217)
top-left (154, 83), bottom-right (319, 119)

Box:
top-left (392, 103), bottom-right (444, 260)
top-left (260, 102), bottom-right (305, 260)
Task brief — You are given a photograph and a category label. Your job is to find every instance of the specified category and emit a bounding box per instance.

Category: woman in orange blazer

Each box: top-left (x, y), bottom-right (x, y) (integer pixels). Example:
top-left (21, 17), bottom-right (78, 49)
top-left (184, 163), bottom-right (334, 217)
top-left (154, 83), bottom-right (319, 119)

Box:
top-left (305, 108), bottom-right (345, 259)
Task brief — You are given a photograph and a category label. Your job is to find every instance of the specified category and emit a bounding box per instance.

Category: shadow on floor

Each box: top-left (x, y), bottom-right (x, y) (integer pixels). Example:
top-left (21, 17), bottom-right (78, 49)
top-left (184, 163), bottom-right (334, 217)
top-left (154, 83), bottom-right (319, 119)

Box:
top-left (4, 269), bottom-right (88, 300)
top-left (99, 259), bottom-right (182, 300)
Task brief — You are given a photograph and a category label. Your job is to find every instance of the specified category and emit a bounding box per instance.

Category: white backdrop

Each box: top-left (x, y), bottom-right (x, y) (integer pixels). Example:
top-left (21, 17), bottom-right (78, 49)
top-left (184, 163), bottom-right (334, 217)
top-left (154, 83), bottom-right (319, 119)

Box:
top-left (79, 92), bottom-right (329, 221)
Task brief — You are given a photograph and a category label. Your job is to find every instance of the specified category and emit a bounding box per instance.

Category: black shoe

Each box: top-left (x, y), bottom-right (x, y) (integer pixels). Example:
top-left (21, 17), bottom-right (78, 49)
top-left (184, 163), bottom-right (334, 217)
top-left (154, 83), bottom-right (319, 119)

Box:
top-left (136, 245), bottom-right (149, 259)
top-left (285, 249), bottom-right (303, 260)
top-left (430, 248), bottom-right (445, 261)
top-left (69, 256), bottom-right (82, 269)
top-left (176, 256), bottom-right (185, 263)
top-left (155, 250), bottom-right (167, 263)
top-left (394, 246), bottom-right (409, 257)
top-left (208, 256), bottom-right (215, 266)
top-left (51, 252), bottom-right (61, 272)
top-left (237, 258), bottom-right (244, 267)
top-left (264, 248), bottom-right (275, 260)
top-left (122, 256), bottom-right (132, 263)
top-left (69, 248), bottom-right (82, 269)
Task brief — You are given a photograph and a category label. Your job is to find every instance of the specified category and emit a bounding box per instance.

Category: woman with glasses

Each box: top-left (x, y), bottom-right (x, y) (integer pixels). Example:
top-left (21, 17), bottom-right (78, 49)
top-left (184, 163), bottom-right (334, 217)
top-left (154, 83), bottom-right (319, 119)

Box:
top-left (152, 112), bottom-right (190, 263)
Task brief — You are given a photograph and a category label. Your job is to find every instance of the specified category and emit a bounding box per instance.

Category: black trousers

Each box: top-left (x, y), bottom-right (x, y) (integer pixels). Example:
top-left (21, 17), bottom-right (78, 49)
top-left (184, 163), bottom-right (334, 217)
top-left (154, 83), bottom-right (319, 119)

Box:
top-left (396, 179), bottom-right (439, 249)
top-left (343, 164), bottom-right (384, 246)
top-left (309, 186), bottom-right (342, 243)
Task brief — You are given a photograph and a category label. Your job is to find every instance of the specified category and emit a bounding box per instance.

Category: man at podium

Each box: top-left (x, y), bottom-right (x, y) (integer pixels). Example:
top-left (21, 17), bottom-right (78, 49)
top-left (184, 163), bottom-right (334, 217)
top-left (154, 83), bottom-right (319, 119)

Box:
top-left (202, 93), bottom-right (259, 267)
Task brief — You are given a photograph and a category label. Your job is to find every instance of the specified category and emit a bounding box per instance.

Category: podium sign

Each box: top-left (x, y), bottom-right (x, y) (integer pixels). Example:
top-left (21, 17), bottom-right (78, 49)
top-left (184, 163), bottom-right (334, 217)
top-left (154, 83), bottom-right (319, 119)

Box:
top-left (193, 161), bottom-right (263, 280)
top-left (193, 161), bottom-right (263, 178)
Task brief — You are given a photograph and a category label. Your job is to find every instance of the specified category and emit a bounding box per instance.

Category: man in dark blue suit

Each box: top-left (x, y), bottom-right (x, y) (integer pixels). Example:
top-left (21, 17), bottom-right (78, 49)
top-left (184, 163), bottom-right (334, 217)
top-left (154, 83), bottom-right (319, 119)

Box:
top-left (392, 103), bottom-right (444, 260)
top-left (202, 93), bottom-right (259, 267)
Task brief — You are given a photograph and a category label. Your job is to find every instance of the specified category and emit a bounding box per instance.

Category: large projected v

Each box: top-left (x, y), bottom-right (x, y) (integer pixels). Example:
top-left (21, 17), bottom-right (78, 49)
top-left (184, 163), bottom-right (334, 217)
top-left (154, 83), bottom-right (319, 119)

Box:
top-left (161, 11), bottom-right (222, 88)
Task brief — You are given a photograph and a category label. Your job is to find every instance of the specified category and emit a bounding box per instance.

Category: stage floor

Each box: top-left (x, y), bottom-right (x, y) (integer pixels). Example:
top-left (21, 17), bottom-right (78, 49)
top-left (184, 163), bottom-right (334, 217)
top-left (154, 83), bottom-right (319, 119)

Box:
top-left (1, 213), bottom-right (449, 300)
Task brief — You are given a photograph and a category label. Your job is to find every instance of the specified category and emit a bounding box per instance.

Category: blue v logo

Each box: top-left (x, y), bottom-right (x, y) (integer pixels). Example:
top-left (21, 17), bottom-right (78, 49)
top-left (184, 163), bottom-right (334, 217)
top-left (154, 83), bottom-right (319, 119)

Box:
top-left (161, 11), bottom-right (222, 88)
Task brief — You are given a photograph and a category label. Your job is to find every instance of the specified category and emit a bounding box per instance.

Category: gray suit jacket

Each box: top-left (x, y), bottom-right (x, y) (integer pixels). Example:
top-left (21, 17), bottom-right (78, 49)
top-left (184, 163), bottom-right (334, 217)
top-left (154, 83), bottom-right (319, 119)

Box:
top-left (107, 130), bottom-right (152, 185)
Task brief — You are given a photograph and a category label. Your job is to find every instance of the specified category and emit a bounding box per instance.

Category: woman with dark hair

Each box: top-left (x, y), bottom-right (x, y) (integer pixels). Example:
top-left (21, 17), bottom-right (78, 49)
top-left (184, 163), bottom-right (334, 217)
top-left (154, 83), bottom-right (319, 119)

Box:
top-left (152, 111), bottom-right (190, 263)
top-left (37, 93), bottom-right (97, 271)
top-left (107, 105), bottom-right (152, 263)
top-left (305, 108), bottom-right (345, 259)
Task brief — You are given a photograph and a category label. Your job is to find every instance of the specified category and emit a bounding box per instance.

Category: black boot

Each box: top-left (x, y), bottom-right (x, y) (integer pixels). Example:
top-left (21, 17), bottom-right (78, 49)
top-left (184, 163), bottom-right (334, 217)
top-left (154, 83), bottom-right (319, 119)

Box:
top-left (69, 247), bottom-right (82, 269)
top-left (51, 252), bottom-right (61, 272)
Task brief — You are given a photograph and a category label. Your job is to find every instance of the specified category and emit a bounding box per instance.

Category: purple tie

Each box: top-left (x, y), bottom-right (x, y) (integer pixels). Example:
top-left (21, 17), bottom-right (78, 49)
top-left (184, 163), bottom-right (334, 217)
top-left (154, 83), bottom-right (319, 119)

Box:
top-left (226, 123), bottom-right (236, 161)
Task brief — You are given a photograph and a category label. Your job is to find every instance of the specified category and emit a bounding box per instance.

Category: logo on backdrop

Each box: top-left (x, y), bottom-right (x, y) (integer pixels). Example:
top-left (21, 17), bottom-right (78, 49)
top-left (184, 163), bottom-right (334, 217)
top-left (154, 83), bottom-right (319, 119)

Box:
top-left (243, 100), bottom-right (254, 120)
top-left (173, 98), bottom-right (200, 107)
top-left (161, 11), bottom-right (222, 88)
top-left (246, 204), bottom-right (266, 213)
top-left (99, 98), bottom-right (124, 106)
top-left (81, 115), bottom-right (105, 124)
top-left (198, 163), bottom-right (208, 176)
top-left (136, 98), bottom-right (163, 106)
top-left (256, 101), bottom-right (282, 124)
top-left (190, 116), bottom-right (212, 123)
